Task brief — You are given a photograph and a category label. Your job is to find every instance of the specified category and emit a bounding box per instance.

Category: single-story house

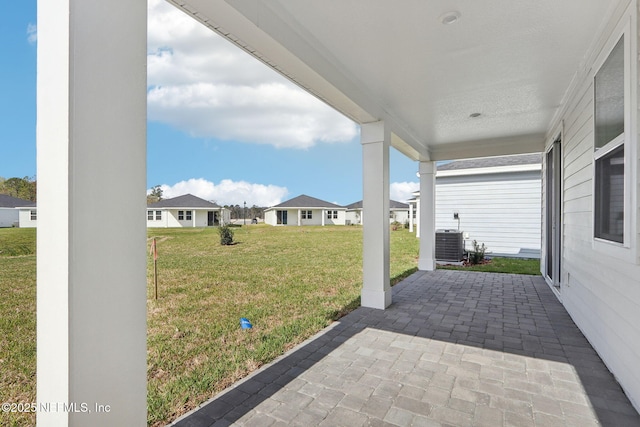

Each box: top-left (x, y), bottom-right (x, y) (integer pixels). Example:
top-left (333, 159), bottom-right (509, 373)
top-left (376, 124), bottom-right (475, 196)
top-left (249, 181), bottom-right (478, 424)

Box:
top-left (0, 194), bottom-right (35, 228)
top-left (410, 153), bottom-right (542, 258)
top-left (147, 194), bottom-right (230, 228)
top-left (37, 1), bottom-right (640, 422)
top-left (264, 194), bottom-right (346, 226)
top-left (345, 200), bottom-right (410, 225)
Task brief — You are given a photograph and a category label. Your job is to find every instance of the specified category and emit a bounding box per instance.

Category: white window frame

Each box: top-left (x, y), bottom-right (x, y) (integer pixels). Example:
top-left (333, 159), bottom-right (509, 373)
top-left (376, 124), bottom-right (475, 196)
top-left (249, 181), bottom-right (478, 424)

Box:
top-left (147, 210), bottom-right (153, 221)
top-left (591, 11), bottom-right (638, 263)
top-left (30, 210), bottom-right (37, 221)
top-left (186, 210), bottom-right (192, 221)
top-left (178, 210), bottom-right (184, 220)
top-left (155, 211), bottom-right (161, 220)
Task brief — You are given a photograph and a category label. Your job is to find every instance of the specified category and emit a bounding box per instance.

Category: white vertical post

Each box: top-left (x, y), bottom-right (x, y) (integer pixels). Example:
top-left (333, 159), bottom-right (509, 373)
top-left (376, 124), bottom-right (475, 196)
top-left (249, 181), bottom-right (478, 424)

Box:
top-left (298, 208), bottom-right (302, 226)
top-left (37, 0), bottom-right (147, 425)
top-left (418, 161), bottom-right (436, 271)
top-left (416, 196), bottom-right (421, 238)
top-left (361, 121), bottom-right (391, 309)
top-left (409, 203), bottom-right (414, 232)
top-left (322, 209), bottom-right (325, 226)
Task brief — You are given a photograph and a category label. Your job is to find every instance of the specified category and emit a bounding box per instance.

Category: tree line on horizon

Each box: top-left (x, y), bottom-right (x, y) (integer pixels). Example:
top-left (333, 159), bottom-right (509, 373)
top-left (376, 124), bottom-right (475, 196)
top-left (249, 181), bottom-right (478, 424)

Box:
top-left (0, 176), bottom-right (37, 201)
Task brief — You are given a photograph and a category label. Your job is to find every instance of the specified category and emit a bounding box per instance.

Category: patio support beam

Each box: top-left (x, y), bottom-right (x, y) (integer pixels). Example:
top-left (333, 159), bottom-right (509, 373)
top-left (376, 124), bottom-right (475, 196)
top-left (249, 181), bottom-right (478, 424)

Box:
top-left (361, 121), bottom-right (391, 309)
top-left (418, 161), bottom-right (436, 270)
top-left (36, 0), bottom-right (147, 425)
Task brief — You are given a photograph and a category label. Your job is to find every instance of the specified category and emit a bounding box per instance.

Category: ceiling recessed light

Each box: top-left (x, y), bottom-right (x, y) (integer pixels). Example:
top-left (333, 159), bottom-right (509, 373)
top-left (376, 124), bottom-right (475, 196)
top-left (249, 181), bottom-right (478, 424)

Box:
top-left (469, 112), bottom-right (481, 118)
top-left (439, 11), bottom-right (461, 25)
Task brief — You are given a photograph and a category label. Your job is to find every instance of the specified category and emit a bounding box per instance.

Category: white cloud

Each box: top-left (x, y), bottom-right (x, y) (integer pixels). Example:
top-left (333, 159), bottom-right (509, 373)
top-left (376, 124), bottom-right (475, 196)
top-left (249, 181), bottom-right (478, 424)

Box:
top-left (390, 181), bottom-right (419, 202)
top-left (147, 0), bottom-right (358, 149)
top-left (153, 178), bottom-right (288, 207)
top-left (27, 23), bottom-right (37, 44)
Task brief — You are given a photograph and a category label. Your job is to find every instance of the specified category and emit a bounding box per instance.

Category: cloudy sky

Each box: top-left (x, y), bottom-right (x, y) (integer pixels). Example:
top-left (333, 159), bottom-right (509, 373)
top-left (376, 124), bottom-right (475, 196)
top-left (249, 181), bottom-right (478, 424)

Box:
top-left (1, 0), bottom-right (419, 207)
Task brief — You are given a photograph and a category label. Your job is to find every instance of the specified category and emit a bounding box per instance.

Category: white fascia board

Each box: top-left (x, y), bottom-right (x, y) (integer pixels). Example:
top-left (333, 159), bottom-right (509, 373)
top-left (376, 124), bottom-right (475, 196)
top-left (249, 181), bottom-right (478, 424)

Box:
top-left (436, 163), bottom-right (542, 178)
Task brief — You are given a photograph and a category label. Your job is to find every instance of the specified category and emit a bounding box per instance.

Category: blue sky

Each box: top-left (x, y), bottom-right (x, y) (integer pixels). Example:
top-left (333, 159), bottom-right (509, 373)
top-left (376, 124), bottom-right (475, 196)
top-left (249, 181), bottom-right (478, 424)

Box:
top-left (2, 1), bottom-right (419, 207)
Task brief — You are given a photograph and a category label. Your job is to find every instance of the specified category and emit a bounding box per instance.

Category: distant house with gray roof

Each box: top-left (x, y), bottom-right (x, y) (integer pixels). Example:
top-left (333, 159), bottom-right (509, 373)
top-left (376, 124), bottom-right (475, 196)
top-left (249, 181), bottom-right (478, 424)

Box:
top-left (264, 194), bottom-right (346, 226)
top-left (0, 194), bottom-right (36, 228)
top-left (410, 153), bottom-right (542, 258)
top-left (147, 194), bottom-right (230, 228)
top-left (345, 200), bottom-right (410, 225)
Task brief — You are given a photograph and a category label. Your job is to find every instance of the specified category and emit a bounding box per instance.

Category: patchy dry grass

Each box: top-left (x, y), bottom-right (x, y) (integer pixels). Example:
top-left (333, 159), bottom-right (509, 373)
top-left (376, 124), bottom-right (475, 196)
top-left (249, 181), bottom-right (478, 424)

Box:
top-left (0, 225), bottom-right (419, 426)
top-left (0, 229), bottom-right (36, 427)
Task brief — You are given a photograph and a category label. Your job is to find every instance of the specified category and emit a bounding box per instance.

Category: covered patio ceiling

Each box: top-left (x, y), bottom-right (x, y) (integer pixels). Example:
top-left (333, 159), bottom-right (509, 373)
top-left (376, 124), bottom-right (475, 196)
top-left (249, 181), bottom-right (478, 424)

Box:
top-left (168, 0), bottom-right (620, 161)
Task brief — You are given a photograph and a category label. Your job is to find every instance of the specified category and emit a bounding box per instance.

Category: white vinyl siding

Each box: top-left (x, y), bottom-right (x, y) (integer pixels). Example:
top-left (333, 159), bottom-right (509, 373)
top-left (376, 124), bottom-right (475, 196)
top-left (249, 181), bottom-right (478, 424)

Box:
top-left (435, 171), bottom-right (541, 258)
top-left (544, 1), bottom-right (640, 412)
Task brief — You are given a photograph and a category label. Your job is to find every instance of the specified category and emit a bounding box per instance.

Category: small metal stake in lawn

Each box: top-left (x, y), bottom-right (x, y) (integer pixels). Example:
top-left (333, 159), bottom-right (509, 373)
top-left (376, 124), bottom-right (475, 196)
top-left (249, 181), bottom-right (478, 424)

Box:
top-left (151, 237), bottom-right (158, 299)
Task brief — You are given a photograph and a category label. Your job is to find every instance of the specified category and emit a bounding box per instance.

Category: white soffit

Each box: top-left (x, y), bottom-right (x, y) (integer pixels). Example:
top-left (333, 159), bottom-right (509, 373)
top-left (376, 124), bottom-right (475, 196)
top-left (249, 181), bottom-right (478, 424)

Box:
top-left (172, 0), bottom-right (621, 161)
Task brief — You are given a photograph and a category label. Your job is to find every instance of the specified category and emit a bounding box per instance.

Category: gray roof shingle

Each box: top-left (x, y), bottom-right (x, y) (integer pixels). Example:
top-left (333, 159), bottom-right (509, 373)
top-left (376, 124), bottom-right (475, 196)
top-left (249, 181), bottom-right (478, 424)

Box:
top-left (0, 194), bottom-right (35, 208)
top-left (437, 153), bottom-right (542, 171)
top-left (148, 194), bottom-right (222, 209)
top-left (273, 194), bottom-right (343, 209)
top-left (346, 200), bottom-right (409, 209)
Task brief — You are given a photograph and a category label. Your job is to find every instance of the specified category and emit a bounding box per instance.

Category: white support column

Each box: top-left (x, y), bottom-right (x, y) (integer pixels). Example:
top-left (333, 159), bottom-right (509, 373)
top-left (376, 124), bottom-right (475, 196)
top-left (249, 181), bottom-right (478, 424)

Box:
top-left (361, 121), bottom-right (391, 309)
top-left (298, 209), bottom-right (302, 226)
top-left (322, 209), bottom-right (325, 226)
top-left (409, 203), bottom-right (414, 232)
top-left (37, 1), bottom-right (147, 425)
top-left (418, 161), bottom-right (436, 271)
top-left (416, 196), bottom-right (421, 238)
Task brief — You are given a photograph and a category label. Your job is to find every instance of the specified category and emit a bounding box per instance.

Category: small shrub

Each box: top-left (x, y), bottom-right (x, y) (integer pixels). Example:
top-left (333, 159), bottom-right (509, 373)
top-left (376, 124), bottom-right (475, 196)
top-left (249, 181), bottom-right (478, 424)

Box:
top-left (469, 240), bottom-right (487, 265)
top-left (218, 225), bottom-right (234, 246)
top-left (404, 220), bottom-right (410, 229)
top-left (391, 221), bottom-right (402, 231)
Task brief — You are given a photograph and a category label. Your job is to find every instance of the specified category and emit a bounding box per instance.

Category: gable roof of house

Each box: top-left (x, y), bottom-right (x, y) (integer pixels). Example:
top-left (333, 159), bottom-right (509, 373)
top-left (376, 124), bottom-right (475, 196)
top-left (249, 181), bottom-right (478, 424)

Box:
top-left (0, 194), bottom-right (35, 208)
top-left (148, 194), bottom-right (222, 209)
top-left (346, 200), bottom-right (409, 209)
top-left (437, 153), bottom-right (542, 172)
top-left (272, 194), bottom-right (344, 209)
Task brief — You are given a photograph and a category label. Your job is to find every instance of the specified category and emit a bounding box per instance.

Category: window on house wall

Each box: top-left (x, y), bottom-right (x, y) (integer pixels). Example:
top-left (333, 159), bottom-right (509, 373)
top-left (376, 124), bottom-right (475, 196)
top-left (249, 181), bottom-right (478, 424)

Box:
top-left (155, 211), bottom-right (161, 220)
top-left (277, 210), bottom-right (288, 224)
top-left (594, 35), bottom-right (625, 244)
top-left (327, 210), bottom-right (338, 219)
top-left (301, 210), bottom-right (312, 219)
top-left (186, 211), bottom-right (192, 221)
top-left (333, 211), bottom-right (338, 219)
top-left (31, 210), bottom-right (37, 221)
top-left (178, 210), bottom-right (184, 220)
top-left (147, 211), bottom-right (153, 220)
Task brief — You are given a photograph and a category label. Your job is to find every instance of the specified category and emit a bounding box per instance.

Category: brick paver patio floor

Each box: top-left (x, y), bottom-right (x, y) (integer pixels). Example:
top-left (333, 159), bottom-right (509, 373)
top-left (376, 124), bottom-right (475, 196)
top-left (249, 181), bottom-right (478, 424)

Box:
top-left (169, 270), bottom-right (640, 427)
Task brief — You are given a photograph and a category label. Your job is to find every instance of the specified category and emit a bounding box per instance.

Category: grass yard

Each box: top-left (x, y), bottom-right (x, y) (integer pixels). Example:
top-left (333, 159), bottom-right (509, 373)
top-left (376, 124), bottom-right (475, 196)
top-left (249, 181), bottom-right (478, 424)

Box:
top-left (438, 256), bottom-right (541, 275)
top-left (0, 228), bottom-right (36, 427)
top-left (0, 225), bottom-right (419, 426)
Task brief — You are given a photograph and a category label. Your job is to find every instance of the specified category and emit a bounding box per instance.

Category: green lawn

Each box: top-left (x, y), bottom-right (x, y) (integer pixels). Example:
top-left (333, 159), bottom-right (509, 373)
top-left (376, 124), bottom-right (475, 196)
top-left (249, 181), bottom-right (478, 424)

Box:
top-left (438, 256), bottom-right (541, 275)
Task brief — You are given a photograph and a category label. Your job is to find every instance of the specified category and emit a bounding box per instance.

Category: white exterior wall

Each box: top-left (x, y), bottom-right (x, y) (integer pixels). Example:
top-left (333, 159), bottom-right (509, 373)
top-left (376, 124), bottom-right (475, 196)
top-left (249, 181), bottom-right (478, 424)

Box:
top-left (345, 210), bottom-right (361, 225)
top-left (390, 209), bottom-right (409, 224)
top-left (436, 171), bottom-right (542, 257)
top-left (265, 208), bottom-right (345, 225)
top-left (0, 208), bottom-right (19, 227)
top-left (18, 209), bottom-right (37, 228)
top-left (542, 0), bottom-right (640, 411)
top-left (324, 209), bottom-right (346, 225)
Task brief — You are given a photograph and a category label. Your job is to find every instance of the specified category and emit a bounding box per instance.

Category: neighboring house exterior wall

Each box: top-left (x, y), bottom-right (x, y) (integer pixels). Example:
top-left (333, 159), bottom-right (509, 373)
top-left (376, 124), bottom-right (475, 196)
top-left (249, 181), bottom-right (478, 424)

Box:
top-left (264, 208), bottom-right (346, 226)
top-left (146, 194), bottom-right (231, 228)
top-left (541, 1), bottom-right (640, 411)
top-left (264, 195), bottom-right (346, 226)
top-left (18, 209), bottom-right (38, 228)
top-left (435, 167), bottom-right (542, 258)
top-left (0, 208), bottom-right (18, 228)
